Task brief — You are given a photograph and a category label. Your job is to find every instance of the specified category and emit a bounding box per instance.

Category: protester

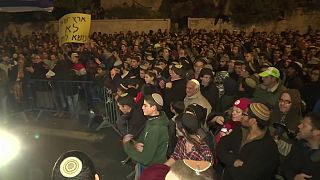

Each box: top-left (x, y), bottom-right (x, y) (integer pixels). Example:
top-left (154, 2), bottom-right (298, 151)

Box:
top-left (198, 68), bottom-right (219, 110)
top-left (216, 103), bottom-right (279, 180)
top-left (213, 98), bottom-right (252, 144)
top-left (122, 93), bottom-right (169, 179)
top-left (51, 150), bottom-right (100, 180)
top-left (1, 27), bottom-right (320, 180)
top-left (270, 89), bottom-right (302, 157)
top-left (184, 79), bottom-right (212, 117)
top-left (116, 93), bottom-right (147, 137)
top-left (253, 67), bottom-right (287, 109)
top-left (165, 112), bottom-right (213, 166)
top-left (282, 112), bottom-right (320, 180)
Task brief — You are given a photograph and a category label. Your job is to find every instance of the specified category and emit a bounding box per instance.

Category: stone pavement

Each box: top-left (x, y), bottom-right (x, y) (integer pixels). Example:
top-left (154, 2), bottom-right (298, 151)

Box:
top-left (0, 111), bottom-right (134, 180)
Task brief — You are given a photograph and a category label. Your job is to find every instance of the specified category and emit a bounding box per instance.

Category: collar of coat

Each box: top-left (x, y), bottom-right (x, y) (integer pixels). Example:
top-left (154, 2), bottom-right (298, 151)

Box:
top-left (260, 81), bottom-right (280, 93)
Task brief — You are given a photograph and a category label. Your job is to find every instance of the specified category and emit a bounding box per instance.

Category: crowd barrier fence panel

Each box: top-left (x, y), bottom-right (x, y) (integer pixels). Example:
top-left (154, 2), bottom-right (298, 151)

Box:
top-left (7, 79), bottom-right (119, 130)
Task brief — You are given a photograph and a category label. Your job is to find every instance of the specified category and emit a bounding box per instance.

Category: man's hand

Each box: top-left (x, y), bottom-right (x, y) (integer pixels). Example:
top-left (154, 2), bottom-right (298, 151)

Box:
top-left (165, 82), bottom-right (172, 89)
top-left (134, 143), bottom-right (144, 152)
top-left (233, 159), bottom-right (244, 167)
top-left (95, 58), bottom-right (101, 65)
top-left (25, 66), bottom-right (34, 73)
top-left (294, 173), bottom-right (312, 180)
top-left (122, 134), bottom-right (133, 144)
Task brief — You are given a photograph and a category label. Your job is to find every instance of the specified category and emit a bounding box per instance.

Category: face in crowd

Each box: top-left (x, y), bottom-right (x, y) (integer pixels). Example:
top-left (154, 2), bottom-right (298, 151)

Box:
top-left (310, 69), bottom-right (320, 82)
top-left (186, 81), bottom-right (199, 97)
top-left (279, 92), bottom-right (292, 113)
top-left (200, 74), bottom-right (212, 87)
top-left (193, 60), bottom-right (205, 75)
top-left (261, 75), bottom-right (277, 88)
top-left (117, 103), bottom-right (131, 115)
top-left (232, 106), bottom-right (245, 122)
top-left (142, 100), bottom-right (155, 116)
top-left (297, 115), bottom-right (320, 141)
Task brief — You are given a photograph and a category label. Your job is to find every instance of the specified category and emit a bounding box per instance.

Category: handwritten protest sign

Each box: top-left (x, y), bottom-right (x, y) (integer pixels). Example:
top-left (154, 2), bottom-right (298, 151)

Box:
top-left (59, 13), bottom-right (91, 45)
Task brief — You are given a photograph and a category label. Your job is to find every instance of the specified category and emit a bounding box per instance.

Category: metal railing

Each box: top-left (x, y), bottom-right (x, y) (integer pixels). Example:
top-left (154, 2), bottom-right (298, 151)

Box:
top-left (6, 79), bottom-right (119, 131)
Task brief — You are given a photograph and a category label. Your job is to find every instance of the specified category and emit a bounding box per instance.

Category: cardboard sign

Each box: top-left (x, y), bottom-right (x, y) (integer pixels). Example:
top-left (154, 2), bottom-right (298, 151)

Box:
top-left (59, 13), bottom-right (91, 45)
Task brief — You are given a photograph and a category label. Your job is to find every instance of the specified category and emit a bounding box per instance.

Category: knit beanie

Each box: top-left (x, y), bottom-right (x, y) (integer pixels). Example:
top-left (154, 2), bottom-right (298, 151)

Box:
top-left (248, 103), bottom-right (271, 123)
top-left (233, 98), bottom-right (252, 111)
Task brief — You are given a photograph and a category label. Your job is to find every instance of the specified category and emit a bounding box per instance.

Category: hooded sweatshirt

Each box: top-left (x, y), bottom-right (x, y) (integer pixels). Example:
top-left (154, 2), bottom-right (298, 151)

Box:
top-left (124, 111), bottom-right (169, 166)
top-left (269, 89), bottom-right (302, 156)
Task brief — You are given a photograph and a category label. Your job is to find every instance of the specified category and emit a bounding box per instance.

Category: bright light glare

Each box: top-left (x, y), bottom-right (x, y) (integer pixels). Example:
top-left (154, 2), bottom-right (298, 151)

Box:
top-left (0, 129), bottom-right (21, 167)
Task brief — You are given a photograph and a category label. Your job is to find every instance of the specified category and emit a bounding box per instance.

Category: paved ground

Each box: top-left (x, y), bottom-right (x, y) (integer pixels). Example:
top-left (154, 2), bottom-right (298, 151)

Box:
top-left (0, 110), bottom-right (134, 180)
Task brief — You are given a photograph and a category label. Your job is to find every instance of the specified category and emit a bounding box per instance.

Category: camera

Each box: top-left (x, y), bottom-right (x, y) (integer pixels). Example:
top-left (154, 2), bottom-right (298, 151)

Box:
top-left (273, 122), bottom-right (297, 140)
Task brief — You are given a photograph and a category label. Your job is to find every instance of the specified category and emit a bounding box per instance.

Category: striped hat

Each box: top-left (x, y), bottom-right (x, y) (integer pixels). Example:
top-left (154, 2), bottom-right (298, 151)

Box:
top-left (248, 103), bottom-right (270, 121)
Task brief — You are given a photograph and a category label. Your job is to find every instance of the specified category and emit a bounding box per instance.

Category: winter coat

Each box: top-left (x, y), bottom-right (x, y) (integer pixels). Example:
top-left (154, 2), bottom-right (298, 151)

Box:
top-left (216, 126), bottom-right (279, 180)
top-left (184, 90), bottom-right (212, 117)
top-left (123, 108), bottom-right (147, 138)
top-left (282, 140), bottom-right (320, 180)
top-left (253, 82), bottom-right (287, 109)
top-left (269, 89), bottom-right (302, 156)
top-left (163, 78), bottom-right (187, 118)
top-left (123, 112), bottom-right (169, 166)
top-left (301, 82), bottom-right (320, 113)
top-left (201, 83), bottom-right (220, 110)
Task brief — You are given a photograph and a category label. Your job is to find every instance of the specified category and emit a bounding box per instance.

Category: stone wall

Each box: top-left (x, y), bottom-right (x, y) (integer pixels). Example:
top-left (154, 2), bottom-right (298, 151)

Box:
top-left (188, 11), bottom-right (320, 33)
top-left (1, 19), bottom-right (171, 37)
top-left (2, 10), bottom-right (320, 37)
top-left (101, 0), bottom-right (163, 11)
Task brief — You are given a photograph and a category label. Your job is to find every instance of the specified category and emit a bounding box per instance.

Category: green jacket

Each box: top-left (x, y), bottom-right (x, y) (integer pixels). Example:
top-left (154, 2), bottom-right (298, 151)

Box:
top-left (124, 112), bottom-right (169, 166)
top-left (253, 82), bottom-right (286, 109)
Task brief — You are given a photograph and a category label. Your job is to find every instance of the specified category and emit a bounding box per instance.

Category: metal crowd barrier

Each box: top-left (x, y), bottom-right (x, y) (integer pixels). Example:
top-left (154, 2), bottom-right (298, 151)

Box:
top-left (7, 79), bottom-right (119, 131)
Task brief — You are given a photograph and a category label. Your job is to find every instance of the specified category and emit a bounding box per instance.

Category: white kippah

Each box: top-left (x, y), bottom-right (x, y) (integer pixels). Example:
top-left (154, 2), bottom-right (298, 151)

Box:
top-left (151, 93), bottom-right (163, 106)
top-left (60, 157), bottom-right (83, 178)
top-left (190, 79), bottom-right (200, 87)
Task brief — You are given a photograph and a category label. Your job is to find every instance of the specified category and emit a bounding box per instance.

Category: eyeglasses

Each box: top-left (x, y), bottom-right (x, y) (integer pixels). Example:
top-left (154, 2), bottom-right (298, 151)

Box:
top-left (279, 99), bottom-right (292, 105)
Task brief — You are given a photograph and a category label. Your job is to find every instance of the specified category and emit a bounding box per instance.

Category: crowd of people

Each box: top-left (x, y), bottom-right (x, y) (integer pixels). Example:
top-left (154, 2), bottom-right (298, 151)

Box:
top-left (1, 28), bottom-right (320, 179)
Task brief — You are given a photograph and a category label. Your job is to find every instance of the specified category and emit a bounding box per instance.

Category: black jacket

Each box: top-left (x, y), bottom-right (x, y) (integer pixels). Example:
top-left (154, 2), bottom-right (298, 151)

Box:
top-left (163, 78), bottom-right (187, 118)
top-left (201, 83), bottom-right (220, 110)
top-left (301, 82), bottom-right (320, 113)
top-left (124, 107), bottom-right (147, 138)
top-left (216, 126), bottom-right (279, 180)
top-left (282, 140), bottom-right (320, 180)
